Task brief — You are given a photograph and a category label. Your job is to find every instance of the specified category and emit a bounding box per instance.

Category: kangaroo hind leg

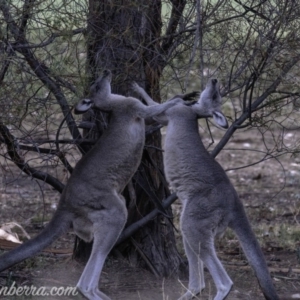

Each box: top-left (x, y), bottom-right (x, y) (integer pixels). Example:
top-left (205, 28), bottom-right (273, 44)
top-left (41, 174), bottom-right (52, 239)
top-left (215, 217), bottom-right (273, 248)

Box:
top-left (200, 238), bottom-right (233, 300)
top-left (178, 237), bottom-right (205, 300)
top-left (76, 194), bottom-right (127, 300)
top-left (73, 216), bottom-right (94, 243)
top-left (180, 209), bottom-right (233, 300)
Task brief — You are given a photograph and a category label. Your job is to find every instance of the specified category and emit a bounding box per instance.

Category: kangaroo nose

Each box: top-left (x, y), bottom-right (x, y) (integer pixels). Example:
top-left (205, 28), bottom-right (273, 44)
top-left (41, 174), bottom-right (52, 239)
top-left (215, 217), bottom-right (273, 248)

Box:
top-left (103, 70), bottom-right (111, 77)
top-left (212, 79), bottom-right (218, 84)
top-left (83, 99), bottom-right (92, 105)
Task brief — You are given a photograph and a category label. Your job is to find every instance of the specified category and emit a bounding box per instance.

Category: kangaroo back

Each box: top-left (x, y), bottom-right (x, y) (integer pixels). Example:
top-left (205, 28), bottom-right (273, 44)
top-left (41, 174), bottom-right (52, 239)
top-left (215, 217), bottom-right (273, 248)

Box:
top-left (230, 205), bottom-right (279, 300)
top-left (0, 209), bottom-right (73, 272)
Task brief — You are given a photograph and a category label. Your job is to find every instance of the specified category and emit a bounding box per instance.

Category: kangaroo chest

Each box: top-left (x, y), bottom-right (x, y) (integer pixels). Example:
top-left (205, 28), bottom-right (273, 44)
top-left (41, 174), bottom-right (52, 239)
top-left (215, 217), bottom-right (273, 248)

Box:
top-left (163, 121), bottom-right (218, 197)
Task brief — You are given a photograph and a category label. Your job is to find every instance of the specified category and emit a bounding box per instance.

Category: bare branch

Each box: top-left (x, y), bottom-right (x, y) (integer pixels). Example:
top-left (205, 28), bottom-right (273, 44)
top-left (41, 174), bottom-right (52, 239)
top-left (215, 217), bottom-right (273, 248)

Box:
top-left (0, 0), bottom-right (86, 153)
top-left (233, 0), bottom-right (270, 21)
top-left (117, 193), bottom-right (178, 245)
top-left (21, 139), bottom-right (96, 146)
top-left (0, 122), bottom-right (65, 193)
top-left (19, 0), bottom-right (35, 37)
top-left (184, 0), bottom-right (201, 90)
top-left (11, 28), bottom-right (85, 50)
top-left (161, 0), bottom-right (186, 54)
top-left (212, 53), bottom-right (300, 158)
top-left (0, 49), bottom-right (13, 84)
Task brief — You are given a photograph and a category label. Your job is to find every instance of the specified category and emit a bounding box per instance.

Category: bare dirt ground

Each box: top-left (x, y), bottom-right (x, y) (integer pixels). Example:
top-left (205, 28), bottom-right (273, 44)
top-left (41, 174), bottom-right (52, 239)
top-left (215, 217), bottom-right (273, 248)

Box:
top-left (0, 126), bottom-right (300, 299)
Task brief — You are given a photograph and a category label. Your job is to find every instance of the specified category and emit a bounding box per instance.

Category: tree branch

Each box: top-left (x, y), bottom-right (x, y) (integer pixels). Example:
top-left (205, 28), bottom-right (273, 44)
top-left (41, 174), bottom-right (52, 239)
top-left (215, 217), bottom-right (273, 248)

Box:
top-left (0, 122), bottom-right (65, 193)
top-left (11, 28), bottom-right (85, 49)
top-left (20, 138), bottom-right (96, 146)
top-left (0, 49), bottom-right (13, 84)
top-left (211, 53), bottom-right (300, 158)
top-left (19, 0), bottom-right (35, 37)
top-left (161, 0), bottom-right (186, 54)
top-left (117, 193), bottom-right (178, 245)
top-left (233, 0), bottom-right (270, 21)
top-left (0, 0), bottom-right (87, 154)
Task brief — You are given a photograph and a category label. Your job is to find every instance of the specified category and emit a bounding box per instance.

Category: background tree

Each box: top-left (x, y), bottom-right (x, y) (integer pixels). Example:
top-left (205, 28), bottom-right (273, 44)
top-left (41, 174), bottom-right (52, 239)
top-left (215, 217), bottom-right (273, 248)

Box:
top-left (0, 0), bottom-right (300, 277)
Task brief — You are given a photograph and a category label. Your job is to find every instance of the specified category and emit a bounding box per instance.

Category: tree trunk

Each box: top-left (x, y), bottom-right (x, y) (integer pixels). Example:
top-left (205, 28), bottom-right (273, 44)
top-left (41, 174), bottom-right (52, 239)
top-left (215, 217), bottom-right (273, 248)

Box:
top-left (74, 0), bottom-right (182, 276)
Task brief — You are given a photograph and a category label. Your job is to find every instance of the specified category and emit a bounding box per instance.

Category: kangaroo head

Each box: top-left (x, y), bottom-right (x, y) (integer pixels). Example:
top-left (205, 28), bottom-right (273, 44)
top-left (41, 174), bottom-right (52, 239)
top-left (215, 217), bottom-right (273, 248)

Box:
top-left (192, 78), bottom-right (228, 128)
top-left (74, 70), bottom-right (112, 114)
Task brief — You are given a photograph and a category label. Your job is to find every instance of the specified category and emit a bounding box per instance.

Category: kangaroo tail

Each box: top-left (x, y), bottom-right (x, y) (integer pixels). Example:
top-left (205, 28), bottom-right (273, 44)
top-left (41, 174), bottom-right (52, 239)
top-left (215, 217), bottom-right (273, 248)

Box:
top-left (0, 209), bottom-right (73, 272)
top-left (230, 208), bottom-right (279, 300)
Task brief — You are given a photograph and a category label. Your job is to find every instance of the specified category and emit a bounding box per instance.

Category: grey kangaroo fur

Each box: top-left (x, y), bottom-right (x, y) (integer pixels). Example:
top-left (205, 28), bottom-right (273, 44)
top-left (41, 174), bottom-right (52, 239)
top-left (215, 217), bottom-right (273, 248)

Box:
top-left (132, 80), bottom-right (279, 300)
top-left (0, 70), bottom-right (184, 300)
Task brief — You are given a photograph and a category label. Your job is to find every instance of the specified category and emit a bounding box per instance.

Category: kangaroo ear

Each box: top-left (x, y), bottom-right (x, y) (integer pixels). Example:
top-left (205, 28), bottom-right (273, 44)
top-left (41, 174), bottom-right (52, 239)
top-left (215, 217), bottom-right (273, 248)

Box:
top-left (213, 111), bottom-right (228, 128)
top-left (74, 98), bottom-right (93, 114)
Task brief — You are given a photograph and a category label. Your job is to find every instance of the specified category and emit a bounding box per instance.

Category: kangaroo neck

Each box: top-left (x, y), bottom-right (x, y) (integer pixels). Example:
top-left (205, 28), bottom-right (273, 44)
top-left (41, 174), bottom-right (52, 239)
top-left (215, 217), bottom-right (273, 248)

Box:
top-left (165, 113), bottom-right (209, 156)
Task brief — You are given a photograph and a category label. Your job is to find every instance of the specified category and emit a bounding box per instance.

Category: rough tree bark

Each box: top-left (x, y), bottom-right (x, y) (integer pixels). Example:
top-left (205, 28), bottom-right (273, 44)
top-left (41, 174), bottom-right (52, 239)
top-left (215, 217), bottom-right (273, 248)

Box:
top-left (73, 0), bottom-right (182, 276)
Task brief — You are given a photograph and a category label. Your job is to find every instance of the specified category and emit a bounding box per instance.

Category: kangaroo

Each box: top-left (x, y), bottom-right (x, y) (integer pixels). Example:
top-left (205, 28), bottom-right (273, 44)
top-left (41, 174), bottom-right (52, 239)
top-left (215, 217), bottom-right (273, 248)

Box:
top-left (132, 80), bottom-right (279, 300)
top-left (0, 70), bottom-right (184, 300)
